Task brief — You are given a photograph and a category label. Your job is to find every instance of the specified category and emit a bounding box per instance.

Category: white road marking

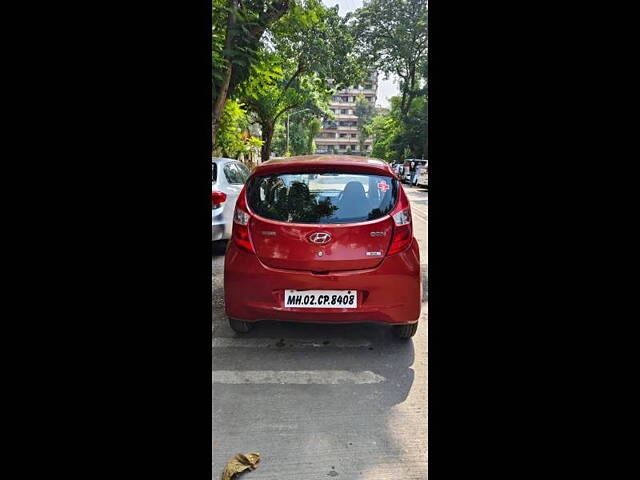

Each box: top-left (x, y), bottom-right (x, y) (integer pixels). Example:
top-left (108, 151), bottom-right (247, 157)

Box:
top-left (213, 338), bottom-right (372, 348)
top-left (212, 370), bottom-right (385, 384)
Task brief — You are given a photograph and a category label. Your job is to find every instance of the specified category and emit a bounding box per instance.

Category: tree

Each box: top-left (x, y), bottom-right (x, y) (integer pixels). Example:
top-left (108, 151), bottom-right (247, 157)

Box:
top-left (366, 94), bottom-right (427, 161)
top-left (354, 94), bottom-right (375, 155)
top-left (272, 111), bottom-right (317, 156)
top-left (242, 55), bottom-right (332, 161)
top-left (240, 0), bottom-right (362, 161)
top-left (212, 0), bottom-right (292, 148)
top-left (307, 118), bottom-right (321, 154)
top-left (354, 1), bottom-right (428, 162)
top-left (352, 0), bottom-right (427, 117)
top-left (367, 114), bottom-right (401, 161)
top-left (213, 99), bottom-right (264, 158)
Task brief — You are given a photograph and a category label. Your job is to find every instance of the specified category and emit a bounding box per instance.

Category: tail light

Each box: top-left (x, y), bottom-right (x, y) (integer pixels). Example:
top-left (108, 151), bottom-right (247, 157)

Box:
top-left (232, 187), bottom-right (255, 254)
top-left (212, 191), bottom-right (227, 209)
top-left (387, 187), bottom-right (413, 256)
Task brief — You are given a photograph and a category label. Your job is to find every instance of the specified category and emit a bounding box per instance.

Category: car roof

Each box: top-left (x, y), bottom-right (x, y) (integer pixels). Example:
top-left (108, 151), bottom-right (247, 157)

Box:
top-left (212, 157), bottom-right (237, 164)
top-left (255, 155), bottom-right (395, 176)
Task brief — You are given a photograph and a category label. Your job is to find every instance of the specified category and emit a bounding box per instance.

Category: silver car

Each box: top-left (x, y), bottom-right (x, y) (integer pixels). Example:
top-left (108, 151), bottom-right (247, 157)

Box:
top-left (416, 165), bottom-right (428, 188)
top-left (212, 158), bottom-right (250, 245)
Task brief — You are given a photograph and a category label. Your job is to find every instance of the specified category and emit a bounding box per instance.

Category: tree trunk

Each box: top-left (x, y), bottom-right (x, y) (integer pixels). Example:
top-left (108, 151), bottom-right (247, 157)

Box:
top-left (212, 64), bottom-right (232, 150)
top-left (261, 122), bottom-right (275, 163)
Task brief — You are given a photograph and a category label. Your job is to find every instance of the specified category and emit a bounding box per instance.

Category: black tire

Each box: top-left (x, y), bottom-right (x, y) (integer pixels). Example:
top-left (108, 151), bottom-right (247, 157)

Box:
top-left (212, 240), bottom-right (227, 256)
top-left (393, 322), bottom-right (418, 338)
top-left (229, 317), bottom-right (252, 333)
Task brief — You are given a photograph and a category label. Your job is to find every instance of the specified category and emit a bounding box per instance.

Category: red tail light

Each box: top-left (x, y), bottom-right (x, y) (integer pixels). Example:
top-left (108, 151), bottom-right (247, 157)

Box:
top-left (232, 187), bottom-right (255, 254)
top-left (212, 191), bottom-right (227, 209)
top-left (387, 188), bottom-right (413, 256)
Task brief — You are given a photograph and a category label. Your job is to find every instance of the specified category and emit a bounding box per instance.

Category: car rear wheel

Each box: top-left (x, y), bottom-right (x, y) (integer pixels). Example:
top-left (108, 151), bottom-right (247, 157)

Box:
top-left (228, 317), bottom-right (252, 333)
top-left (212, 240), bottom-right (227, 255)
top-left (393, 322), bottom-right (418, 338)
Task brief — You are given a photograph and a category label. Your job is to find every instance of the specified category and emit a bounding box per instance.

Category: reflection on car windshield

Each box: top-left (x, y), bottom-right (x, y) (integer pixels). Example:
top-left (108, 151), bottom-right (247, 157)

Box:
top-left (247, 172), bottom-right (397, 224)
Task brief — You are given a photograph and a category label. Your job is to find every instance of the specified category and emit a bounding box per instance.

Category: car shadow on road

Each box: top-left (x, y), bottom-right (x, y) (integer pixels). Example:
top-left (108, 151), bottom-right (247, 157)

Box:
top-left (217, 319), bottom-right (417, 407)
top-left (211, 317), bottom-right (425, 477)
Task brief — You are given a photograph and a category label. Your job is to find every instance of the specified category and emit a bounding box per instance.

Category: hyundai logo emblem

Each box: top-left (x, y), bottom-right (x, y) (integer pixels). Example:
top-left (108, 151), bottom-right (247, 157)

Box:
top-left (307, 232), bottom-right (332, 245)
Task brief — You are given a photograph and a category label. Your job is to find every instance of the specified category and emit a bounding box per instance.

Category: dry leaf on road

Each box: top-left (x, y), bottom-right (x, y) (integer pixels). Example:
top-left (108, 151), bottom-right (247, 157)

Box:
top-left (221, 453), bottom-right (261, 480)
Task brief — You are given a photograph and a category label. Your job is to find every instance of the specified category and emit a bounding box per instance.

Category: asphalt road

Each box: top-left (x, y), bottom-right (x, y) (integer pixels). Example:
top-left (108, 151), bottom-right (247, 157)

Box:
top-left (213, 185), bottom-right (428, 479)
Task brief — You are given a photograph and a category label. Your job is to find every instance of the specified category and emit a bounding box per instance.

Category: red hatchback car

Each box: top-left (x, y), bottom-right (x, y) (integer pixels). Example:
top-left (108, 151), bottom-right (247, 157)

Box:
top-left (224, 155), bottom-right (421, 338)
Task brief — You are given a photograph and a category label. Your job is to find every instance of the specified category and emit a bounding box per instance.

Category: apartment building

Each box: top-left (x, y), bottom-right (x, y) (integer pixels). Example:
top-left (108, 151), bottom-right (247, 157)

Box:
top-left (314, 71), bottom-right (378, 155)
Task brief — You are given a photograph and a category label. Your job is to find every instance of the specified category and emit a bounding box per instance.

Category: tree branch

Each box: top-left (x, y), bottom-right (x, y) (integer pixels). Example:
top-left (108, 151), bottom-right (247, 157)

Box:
top-left (274, 104), bottom-right (301, 123)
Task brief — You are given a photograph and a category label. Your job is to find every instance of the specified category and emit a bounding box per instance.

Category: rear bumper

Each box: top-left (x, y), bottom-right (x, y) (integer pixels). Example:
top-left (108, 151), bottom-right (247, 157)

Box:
top-left (224, 239), bottom-right (421, 325)
top-left (212, 210), bottom-right (232, 241)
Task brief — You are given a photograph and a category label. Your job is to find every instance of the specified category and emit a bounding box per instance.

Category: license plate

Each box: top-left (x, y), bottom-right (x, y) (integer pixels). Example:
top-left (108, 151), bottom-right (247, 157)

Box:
top-left (284, 290), bottom-right (358, 309)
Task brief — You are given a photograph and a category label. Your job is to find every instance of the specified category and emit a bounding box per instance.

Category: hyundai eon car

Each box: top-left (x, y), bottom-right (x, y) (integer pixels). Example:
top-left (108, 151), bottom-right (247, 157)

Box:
top-left (224, 155), bottom-right (421, 338)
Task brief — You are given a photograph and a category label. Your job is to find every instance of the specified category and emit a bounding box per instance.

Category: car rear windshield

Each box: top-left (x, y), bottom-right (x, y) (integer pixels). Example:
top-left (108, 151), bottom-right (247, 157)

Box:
top-left (247, 172), bottom-right (398, 224)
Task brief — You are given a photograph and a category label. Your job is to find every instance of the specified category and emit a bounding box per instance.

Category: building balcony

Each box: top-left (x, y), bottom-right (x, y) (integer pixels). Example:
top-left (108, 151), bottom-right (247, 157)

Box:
top-left (315, 139), bottom-right (373, 145)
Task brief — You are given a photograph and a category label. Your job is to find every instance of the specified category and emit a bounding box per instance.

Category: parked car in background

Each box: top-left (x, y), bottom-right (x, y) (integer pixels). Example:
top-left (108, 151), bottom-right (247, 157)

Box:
top-left (416, 164), bottom-right (428, 188)
top-left (402, 159), bottom-right (427, 185)
top-left (212, 157), bottom-right (251, 253)
top-left (224, 155), bottom-right (421, 338)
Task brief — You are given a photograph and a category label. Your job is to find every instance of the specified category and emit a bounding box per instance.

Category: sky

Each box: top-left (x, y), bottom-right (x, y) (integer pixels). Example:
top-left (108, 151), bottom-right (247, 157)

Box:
top-left (321, 0), bottom-right (400, 108)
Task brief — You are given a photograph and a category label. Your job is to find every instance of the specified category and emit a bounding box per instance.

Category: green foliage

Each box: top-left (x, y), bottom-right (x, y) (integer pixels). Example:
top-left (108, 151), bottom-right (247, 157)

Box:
top-left (351, 0), bottom-right (428, 161)
top-left (271, 112), bottom-right (320, 157)
top-left (355, 94), bottom-right (376, 154)
top-left (212, 0), bottom-right (227, 84)
top-left (213, 0), bottom-right (293, 104)
top-left (368, 114), bottom-right (402, 161)
top-left (307, 118), bottom-right (321, 154)
top-left (214, 99), bottom-right (263, 158)
top-left (238, 0), bottom-right (363, 160)
top-left (213, 0), bottom-right (428, 162)
top-left (366, 94), bottom-right (427, 162)
top-left (241, 51), bottom-right (332, 127)
top-left (352, 0), bottom-right (427, 116)
top-left (272, 0), bottom-right (364, 90)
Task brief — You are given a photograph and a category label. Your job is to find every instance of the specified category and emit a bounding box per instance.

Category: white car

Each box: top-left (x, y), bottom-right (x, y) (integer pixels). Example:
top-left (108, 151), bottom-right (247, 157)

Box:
top-left (416, 166), bottom-right (428, 188)
top-left (212, 158), bottom-right (251, 251)
top-left (402, 159), bottom-right (427, 184)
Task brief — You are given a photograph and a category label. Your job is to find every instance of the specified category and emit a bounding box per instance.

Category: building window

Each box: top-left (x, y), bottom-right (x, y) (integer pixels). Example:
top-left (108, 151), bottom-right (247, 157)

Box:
top-left (339, 145), bottom-right (347, 150)
top-left (339, 133), bottom-right (347, 138)
top-left (351, 133), bottom-right (357, 138)
top-left (341, 96), bottom-right (348, 102)
top-left (341, 109), bottom-right (347, 114)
